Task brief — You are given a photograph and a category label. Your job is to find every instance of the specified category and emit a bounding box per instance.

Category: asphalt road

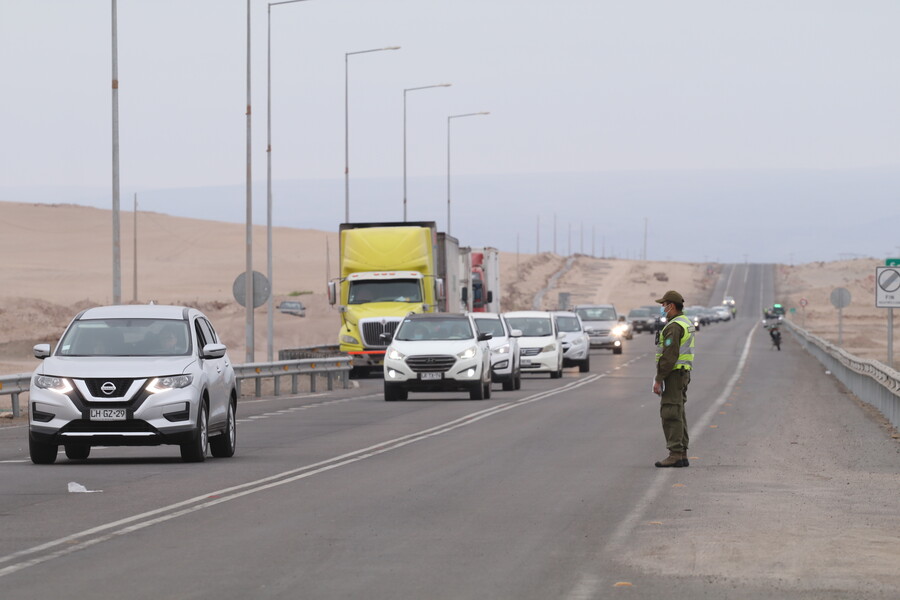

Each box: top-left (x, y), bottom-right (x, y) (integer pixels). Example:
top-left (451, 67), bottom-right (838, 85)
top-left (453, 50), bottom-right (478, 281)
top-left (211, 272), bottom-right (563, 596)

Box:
top-left (0, 264), bottom-right (897, 599)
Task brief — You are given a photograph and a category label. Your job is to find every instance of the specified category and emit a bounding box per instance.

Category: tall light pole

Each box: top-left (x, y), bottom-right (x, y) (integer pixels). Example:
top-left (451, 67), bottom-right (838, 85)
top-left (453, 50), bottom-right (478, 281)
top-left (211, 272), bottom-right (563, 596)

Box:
top-left (266, 0), bottom-right (312, 362)
top-left (344, 45), bottom-right (400, 223)
top-left (244, 0), bottom-right (254, 362)
top-left (446, 111), bottom-right (489, 235)
top-left (403, 83), bottom-right (450, 221)
top-left (111, 0), bottom-right (121, 305)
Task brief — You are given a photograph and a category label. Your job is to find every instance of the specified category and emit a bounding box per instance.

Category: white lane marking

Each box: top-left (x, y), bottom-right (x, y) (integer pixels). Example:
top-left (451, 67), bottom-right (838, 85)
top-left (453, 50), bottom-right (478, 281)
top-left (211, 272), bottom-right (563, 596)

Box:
top-left (604, 322), bottom-right (757, 555)
top-left (567, 573), bottom-right (603, 600)
top-left (0, 375), bottom-right (603, 578)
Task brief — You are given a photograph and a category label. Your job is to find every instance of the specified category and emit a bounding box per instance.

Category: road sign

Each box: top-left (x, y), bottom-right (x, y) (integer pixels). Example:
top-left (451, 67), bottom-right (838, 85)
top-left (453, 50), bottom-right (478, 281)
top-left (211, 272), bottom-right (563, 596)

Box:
top-left (799, 298), bottom-right (808, 307)
top-left (886, 258), bottom-right (900, 267)
top-left (876, 267), bottom-right (900, 308)
top-left (830, 287), bottom-right (851, 309)
top-left (233, 271), bottom-right (271, 308)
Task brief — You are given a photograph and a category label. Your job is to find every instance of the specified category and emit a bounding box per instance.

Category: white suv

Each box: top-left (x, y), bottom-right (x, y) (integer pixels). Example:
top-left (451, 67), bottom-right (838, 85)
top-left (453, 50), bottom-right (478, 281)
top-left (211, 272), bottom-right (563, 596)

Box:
top-left (552, 311), bottom-right (591, 372)
top-left (471, 312), bottom-right (522, 391)
top-left (29, 304), bottom-right (237, 464)
top-left (383, 313), bottom-right (493, 400)
top-left (504, 311), bottom-right (564, 379)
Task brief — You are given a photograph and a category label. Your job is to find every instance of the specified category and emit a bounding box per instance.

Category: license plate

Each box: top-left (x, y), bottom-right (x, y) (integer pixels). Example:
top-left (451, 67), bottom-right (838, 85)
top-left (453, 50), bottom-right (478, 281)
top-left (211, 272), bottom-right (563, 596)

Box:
top-left (90, 408), bottom-right (127, 421)
top-left (521, 359), bottom-right (533, 367)
top-left (420, 372), bottom-right (442, 381)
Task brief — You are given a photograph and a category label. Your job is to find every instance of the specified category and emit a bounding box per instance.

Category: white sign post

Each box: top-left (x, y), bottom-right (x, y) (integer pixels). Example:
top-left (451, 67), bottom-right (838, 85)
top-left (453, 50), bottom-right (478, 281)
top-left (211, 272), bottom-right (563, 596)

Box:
top-left (876, 266), bottom-right (900, 368)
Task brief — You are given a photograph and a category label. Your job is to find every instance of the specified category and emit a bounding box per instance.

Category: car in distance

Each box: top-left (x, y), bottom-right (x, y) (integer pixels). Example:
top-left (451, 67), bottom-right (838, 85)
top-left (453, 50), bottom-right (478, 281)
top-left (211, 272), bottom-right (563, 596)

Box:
top-left (574, 304), bottom-right (624, 354)
top-left (552, 311), bottom-right (590, 372)
top-left (504, 311), bottom-right (564, 379)
top-left (28, 304), bottom-right (237, 464)
top-left (683, 306), bottom-right (705, 330)
top-left (626, 307), bottom-right (655, 333)
top-left (383, 313), bottom-right (493, 400)
top-left (277, 300), bottom-right (306, 317)
top-left (472, 312), bottom-right (522, 391)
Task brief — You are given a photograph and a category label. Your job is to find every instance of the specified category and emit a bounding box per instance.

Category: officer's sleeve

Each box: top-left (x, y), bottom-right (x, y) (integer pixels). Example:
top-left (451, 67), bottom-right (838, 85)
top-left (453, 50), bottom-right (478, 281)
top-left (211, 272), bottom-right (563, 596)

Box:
top-left (655, 323), bottom-right (683, 383)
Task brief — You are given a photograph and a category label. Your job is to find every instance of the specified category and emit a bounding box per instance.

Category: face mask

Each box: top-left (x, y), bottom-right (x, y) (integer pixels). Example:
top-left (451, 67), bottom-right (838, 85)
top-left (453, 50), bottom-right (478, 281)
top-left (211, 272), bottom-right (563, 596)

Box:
top-left (660, 305), bottom-right (667, 316)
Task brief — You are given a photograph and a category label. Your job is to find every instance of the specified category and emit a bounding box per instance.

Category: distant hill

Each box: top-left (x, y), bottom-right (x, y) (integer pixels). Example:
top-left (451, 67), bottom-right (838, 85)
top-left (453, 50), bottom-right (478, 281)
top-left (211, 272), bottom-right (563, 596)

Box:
top-left (4, 167), bottom-right (899, 264)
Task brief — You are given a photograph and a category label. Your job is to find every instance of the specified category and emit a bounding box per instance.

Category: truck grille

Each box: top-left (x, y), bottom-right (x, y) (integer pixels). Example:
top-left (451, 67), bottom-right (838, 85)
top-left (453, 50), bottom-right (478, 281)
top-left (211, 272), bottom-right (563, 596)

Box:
top-left (406, 355), bottom-right (456, 373)
top-left (360, 319), bottom-right (401, 347)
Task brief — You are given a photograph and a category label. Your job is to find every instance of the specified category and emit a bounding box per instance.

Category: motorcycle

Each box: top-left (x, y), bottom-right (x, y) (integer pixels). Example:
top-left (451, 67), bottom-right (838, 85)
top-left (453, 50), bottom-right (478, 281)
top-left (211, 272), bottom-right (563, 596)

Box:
top-left (762, 319), bottom-right (782, 351)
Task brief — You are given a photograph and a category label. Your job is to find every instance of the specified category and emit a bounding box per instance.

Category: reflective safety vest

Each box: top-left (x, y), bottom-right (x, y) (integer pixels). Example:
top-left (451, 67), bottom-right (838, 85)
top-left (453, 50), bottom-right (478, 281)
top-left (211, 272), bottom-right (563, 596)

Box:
top-left (655, 314), bottom-right (695, 370)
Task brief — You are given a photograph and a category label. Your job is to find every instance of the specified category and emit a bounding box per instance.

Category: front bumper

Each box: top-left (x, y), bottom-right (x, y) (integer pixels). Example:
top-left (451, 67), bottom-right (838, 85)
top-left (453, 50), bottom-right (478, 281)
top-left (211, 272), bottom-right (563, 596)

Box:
top-left (519, 350), bottom-right (559, 373)
top-left (587, 335), bottom-right (622, 349)
top-left (384, 356), bottom-right (484, 391)
top-left (28, 384), bottom-right (200, 447)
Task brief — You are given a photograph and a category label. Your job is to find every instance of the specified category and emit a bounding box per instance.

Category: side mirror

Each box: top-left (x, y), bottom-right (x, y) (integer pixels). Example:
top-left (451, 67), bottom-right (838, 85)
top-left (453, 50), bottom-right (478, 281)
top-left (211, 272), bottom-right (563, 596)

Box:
top-left (477, 332), bottom-right (492, 342)
top-left (618, 315), bottom-right (626, 322)
top-left (461, 287), bottom-right (468, 304)
top-left (509, 329), bottom-right (523, 338)
top-left (327, 281), bottom-right (337, 306)
top-left (486, 291), bottom-right (493, 303)
top-left (33, 343), bottom-right (51, 359)
top-left (201, 343), bottom-right (227, 359)
top-left (435, 278), bottom-right (445, 301)
top-left (557, 332), bottom-right (566, 340)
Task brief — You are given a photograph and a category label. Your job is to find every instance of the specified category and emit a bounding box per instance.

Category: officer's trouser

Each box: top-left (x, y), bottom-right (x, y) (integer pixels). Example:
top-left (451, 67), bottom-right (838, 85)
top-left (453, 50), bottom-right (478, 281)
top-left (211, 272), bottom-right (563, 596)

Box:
top-left (660, 368), bottom-right (690, 453)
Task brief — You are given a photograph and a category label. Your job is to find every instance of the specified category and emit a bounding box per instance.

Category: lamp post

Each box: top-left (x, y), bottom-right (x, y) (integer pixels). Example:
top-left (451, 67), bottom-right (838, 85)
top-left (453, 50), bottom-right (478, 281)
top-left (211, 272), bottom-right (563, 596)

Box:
top-left (266, 0), bottom-right (312, 362)
top-left (344, 45), bottom-right (400, 223)
top-left (111, 0), bottom-right (121, 305)
top-left (403, 83), bottom-right (450, 221)
top-left (446, 112), bottom-right (489, 235)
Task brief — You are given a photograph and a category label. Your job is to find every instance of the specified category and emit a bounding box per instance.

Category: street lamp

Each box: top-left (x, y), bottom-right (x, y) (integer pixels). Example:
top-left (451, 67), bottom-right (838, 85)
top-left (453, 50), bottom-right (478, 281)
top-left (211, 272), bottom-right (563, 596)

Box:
top-left (403, 83), bottom-right (451, 221)
top-left (266, 0), bottom-right (312, 362)
top-left (446, 112), bottom-right (489, 236)
top-left (344, 45), bottom-right (401, 223)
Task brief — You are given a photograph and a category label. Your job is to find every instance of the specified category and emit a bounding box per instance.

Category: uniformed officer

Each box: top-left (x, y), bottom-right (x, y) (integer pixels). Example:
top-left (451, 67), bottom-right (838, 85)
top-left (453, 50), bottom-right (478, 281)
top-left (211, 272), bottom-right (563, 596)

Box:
top-left (652, 290), bottom-right (695, 468)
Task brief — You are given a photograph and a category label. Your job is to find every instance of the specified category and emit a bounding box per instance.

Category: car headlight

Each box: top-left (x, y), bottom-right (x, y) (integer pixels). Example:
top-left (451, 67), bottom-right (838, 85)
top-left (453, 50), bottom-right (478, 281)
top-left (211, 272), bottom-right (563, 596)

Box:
top-left (612, 325), bottom-right (628, 336)
top-left (457, 346), bottom-right (477, 360)
top-left (540, 343), bottom-right (556, 353)
top-left (387, 347), bottom-right (405, 360)
top-left (341, 334), bottom-right (359, 345)
top-left (570, 337), bottom-right (584, 346)
top-left (33, 375), bottom-right (73, 394)
top-left (493, 343), bottom-right (511, 355)
top-left (146, 374), bottom-right (193, 394)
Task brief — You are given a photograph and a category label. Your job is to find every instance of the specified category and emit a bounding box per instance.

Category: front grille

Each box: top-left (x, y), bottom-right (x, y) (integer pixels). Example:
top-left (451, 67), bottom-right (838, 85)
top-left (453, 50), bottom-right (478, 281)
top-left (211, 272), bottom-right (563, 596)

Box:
top-left (360, 319), bottom-right (401, 347)
top-left (405, 355), bottom-right (456, 373)
top-left (521, 347), bottom-right (542, 357)
top-left (587, 329), bottom-right (611, 336)
top-left (84, 378), bottom-right (134, 398)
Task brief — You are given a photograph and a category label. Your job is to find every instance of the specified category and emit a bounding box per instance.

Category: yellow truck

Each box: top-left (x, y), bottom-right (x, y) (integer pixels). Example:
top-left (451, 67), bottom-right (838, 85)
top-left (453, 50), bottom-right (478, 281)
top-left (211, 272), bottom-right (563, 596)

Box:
top-left (328, 222), bottom-right (450, 374)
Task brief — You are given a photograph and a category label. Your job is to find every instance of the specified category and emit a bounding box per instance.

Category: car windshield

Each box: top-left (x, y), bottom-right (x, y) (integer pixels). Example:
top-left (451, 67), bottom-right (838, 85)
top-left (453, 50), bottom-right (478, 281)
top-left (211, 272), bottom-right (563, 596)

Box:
top-left (684, 308), bottom-right (702, 316)
top-left (474, 318), bottom-right (505, 338)
top-left (395, 318), bottom-right (473, 341)
top-left (348, 280), bottom-right (423, 304)
top-left (575, 308), bottom-right (616, 321)
top-left (57, 319), bottom-right (192, 357)
top-left (505, 317), bottom-right (553, 337)
top-left (628, 309), bottom-right (650, 318)
top-left (555, 316), bottom-right (581, 332)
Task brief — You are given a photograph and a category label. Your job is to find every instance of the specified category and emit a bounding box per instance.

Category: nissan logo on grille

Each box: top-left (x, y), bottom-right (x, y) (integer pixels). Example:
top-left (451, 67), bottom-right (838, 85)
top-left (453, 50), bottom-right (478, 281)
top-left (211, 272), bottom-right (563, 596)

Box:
top-left (101, 381), bottom-right (117, 395)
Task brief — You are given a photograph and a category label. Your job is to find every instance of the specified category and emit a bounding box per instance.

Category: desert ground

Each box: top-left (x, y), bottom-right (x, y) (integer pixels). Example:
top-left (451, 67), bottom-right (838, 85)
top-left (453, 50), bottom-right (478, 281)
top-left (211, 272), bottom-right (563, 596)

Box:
top-left (1, 201), bottom-right (895, 387)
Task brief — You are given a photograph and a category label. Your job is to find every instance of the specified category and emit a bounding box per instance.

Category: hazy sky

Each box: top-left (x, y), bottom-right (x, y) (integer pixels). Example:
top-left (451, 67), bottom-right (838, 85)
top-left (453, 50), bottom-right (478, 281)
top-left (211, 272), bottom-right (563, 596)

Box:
top-left (3, 1), bottom-right (900, 262)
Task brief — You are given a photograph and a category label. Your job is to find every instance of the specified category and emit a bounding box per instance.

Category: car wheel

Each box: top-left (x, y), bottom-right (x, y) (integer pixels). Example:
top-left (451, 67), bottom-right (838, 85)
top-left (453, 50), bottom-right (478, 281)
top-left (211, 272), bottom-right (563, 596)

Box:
top-left (579, 356), bottom-right (590, 373)
top-left (502, 377), bottom-right (514, 391)
top-left (469, 380), bottom-right (485, 400)
top-left (210, 399), bottom-right (237, 458)
top-left (613, 347), bottom-right (623, 355)
top-left (180, 401), bottom-right (209, 463)
top-left (484, 379), bottom-right (492, 399)
top-left (514, 370), bottom-right (522, 390)
top-left (65, 444), bottom-right (91, 460)
top-left (30, 436), bottom-right (58, 465)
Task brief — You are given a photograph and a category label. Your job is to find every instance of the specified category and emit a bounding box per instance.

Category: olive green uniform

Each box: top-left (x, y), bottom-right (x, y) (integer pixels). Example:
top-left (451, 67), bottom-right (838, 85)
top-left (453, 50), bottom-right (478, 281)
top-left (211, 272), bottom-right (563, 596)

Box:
top-left (655, 313), bottom-right (692, 454)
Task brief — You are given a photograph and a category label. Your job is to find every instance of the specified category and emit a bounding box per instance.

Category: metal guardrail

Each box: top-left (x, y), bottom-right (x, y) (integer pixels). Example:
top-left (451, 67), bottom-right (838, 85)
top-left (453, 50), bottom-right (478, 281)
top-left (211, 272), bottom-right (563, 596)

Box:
top-left (786, 320), bottom-right (900, 429)
top-left (1, 348), bottom-right (352, 419)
